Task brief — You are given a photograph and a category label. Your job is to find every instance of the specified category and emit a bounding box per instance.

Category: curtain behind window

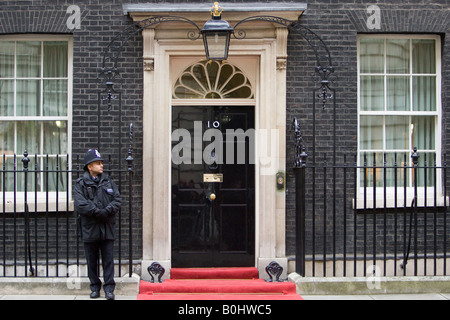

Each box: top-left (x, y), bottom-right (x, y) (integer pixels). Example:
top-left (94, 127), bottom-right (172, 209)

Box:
top-left (359, 37), bottom-right (439, 188)
top-left (0, 40), bottom-right (69, 192)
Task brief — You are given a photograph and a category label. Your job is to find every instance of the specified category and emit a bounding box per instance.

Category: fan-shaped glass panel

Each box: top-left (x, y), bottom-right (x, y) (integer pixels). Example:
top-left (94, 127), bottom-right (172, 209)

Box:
top-left (173, 60), bottom-right (254, 99)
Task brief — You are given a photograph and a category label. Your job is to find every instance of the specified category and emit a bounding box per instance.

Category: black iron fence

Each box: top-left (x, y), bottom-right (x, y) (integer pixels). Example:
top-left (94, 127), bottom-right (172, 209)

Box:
top-left (295, 150), bottom-right (449, 277)
top-left (0, 151), bottom-right (135, 278)
top-left (2, 148), bottom-right (448, 279)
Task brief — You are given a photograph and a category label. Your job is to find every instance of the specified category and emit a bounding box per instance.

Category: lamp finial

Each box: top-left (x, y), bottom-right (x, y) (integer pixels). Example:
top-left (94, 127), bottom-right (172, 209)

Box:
top-left (211, 2), bottom-right (223, 18)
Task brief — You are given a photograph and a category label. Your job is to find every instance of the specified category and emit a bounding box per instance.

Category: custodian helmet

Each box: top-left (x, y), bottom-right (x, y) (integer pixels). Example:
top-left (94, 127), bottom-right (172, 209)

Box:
top-left (83, 149), bottom-right (104, 171)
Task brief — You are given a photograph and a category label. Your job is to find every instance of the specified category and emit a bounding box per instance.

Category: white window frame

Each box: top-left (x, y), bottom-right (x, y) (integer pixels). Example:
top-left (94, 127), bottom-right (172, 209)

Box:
top-left (356, 34), bottom-right (443, 209)
top-left (0, 35), bottom-right (73, 212)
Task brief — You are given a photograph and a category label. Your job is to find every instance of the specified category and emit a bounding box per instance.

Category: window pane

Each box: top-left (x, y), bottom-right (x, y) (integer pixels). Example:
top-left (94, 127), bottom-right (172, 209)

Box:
top-left (206, 60), bottom-right (219, 89)
top-left (413, 76), bottom-right (436, 111)
top-left (16, 41), bottom-right (41, 78)
top-left (223, 85), bottom-right (253, 99)
top-left (360, 39), bottom-right (384, 73)
top-left (43, 42), bottom-right (68, 78)
top-left (412, 116), bottom-right (435, 150)
top-left (17, 155), bottom-right (39, 192)
top-left (413, 40), bottom-right (436, 74)
top-left (358, 36), bottom-right (439, 192)
top-left (0, 80), bottom-right (14, 116)
top-left (360, 152), bottom-right (384, 187)
top-left (174, 85), bottom-right (203, 99)
top-left (416, 152), bottom-right (436, 188)
top-left (219, 64), bottom-right (234, 83)
top-left (223, 73), bottom-right (246, 93)
top-left (360, 76), bottom-right (384, 111)
top-left (205, 33), bottom-right (228, 60)
top-left (43, 79), bottom-right (67, 116)
top-left (43, 121), bottom-right (67, 155)
top-left (360, 116), bottom-right (383, 150)
top-left (387, 76), bottom-right (410, 111)
top-left (0, 121), bottom-right (15, 155)
top-left (16, 121), bottom-right (40, 155)
top-left (16, 80), bottom-right (40, 116)
top-left (173, 60), bottom-right (254, 99)
top-left (0, 41), bottom-right (15, 78)
top-left (0, 156), bottom-right (40, 192)
top-left (0, 159), bottom-right (14, 192)
top-left (43, 156), bottom-right (68, 192)
top-left (385, 152), bottom-right (409, 187)
top-left (386, 116), bottom-right (409, 150)
top-left (387, 39), bottom-right (410, 74)
top-left (361, 152), bottom-right (411, 188)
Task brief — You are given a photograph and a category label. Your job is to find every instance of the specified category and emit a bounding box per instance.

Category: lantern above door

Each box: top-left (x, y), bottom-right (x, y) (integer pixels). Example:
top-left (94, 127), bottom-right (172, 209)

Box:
top-left (200, 2), bottom-right (234, 61)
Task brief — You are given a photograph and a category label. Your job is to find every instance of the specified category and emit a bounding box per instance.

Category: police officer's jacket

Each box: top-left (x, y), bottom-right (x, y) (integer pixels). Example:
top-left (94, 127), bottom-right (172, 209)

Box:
top-left (74, 172), bottom-right (122, 242)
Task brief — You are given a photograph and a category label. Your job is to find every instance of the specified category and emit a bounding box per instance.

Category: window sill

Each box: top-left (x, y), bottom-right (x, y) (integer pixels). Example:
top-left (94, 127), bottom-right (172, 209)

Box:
top-left (0, 193), bottom-right (74, 213)
top-left (354, 194), bottom-right (448, 210)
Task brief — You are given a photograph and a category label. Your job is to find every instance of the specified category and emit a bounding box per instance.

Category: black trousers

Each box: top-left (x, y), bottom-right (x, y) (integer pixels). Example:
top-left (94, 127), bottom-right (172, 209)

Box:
top-left (84, 240), bottom-right (116, 293)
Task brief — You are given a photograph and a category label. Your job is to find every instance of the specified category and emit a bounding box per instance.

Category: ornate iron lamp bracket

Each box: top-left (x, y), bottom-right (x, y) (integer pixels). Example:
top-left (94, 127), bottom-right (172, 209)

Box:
top-left (99, 16), bottom-right (201, 108)
top-left (99, 13), bottom-right (335, 109)
top-left (234, 15), bottom-right (335, 109)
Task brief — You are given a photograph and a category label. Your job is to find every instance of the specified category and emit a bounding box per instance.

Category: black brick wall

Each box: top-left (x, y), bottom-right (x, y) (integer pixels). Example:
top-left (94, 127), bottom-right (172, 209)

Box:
top-left (0, 0), bottom-right (448, 261)
top-left (285, 0), bottom-right (449, 256)
top-left (0, 0), bottom-right (144, 261)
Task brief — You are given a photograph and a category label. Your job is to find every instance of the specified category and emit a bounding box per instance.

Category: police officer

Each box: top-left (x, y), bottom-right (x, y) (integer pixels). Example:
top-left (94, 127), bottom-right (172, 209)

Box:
top-left (74, 149), bottom-right (122, 300)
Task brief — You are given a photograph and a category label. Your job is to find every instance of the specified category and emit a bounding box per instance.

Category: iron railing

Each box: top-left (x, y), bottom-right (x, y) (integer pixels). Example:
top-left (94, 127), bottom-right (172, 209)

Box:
top-left (295, 150), bottom-right (449, 277)
top-left (2, 149), bottom-right (448, 278)
top-left (0, 152), bottom-right (135, 278)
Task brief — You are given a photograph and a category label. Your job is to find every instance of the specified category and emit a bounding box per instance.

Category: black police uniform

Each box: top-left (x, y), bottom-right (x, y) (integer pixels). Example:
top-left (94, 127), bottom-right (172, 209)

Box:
top-left (74, 150), bottom-right (122, 297)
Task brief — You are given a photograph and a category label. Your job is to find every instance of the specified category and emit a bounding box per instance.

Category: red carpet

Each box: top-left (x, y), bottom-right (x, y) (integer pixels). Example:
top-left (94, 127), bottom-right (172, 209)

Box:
top-left (138, 267), bottom-right (303, 300)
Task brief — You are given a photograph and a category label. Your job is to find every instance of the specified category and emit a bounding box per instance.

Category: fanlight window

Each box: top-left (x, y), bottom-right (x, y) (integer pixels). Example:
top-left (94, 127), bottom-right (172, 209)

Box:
top-left (173, 60), bottom-right (254, 99)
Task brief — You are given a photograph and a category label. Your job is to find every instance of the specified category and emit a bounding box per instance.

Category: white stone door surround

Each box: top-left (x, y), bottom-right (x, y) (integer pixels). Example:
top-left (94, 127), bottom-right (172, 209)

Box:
top-left (124, 3), bottom-right (306, 280)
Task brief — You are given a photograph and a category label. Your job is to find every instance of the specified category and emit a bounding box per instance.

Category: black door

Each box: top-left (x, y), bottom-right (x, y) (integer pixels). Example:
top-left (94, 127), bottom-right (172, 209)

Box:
top-left (171, 106), bottom-right (255, 268)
